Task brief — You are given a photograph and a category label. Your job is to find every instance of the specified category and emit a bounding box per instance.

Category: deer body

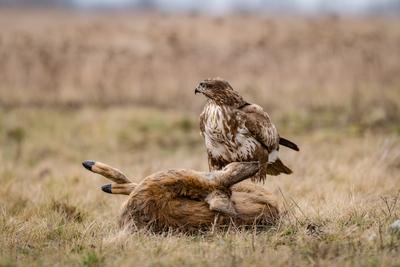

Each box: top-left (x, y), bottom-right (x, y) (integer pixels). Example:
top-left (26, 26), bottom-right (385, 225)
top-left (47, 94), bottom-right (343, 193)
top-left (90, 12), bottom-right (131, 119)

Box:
top-left (83, 161), bottom-right (279, 232)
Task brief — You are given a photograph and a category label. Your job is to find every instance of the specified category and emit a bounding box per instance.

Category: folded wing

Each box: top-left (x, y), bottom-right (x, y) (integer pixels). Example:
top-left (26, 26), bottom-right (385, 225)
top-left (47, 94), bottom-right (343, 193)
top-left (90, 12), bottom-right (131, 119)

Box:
top-left (238, 104), bottom-right (292, 176)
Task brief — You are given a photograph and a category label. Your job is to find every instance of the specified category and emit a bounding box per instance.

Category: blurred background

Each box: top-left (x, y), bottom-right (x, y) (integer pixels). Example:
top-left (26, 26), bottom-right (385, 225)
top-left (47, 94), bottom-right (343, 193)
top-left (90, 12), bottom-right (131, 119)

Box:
top-left (1, 0), bottom-right (400, 14)
top-left (0, 0), bottom-right (399, 117)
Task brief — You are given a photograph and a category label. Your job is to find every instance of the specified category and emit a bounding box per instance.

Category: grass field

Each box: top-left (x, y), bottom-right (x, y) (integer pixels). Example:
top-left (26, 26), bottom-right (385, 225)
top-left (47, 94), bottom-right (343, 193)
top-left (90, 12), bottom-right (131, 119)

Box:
top-left (0, 10), bottom-right (400, 267)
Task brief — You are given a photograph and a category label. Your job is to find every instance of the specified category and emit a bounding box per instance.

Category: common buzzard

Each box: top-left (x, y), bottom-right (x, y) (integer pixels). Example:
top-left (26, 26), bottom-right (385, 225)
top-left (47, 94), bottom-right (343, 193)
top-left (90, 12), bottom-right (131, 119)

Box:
top-left (195, 78), bottom-right (299, 182)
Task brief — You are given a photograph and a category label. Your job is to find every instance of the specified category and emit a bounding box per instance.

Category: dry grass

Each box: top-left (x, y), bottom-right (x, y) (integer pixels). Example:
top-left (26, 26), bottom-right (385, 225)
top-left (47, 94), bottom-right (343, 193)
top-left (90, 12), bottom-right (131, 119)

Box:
top-left (1, 107), bottom-right (399, 267)
top-left (0, 10), bottom-right (400, 267)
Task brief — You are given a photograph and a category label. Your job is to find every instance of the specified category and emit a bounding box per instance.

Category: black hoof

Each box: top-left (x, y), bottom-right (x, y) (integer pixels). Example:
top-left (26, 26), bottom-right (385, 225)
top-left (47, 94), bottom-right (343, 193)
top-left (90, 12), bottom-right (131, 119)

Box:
top-left (82, 160), bottom-right (95, 171)
top-left (101, 184), bottom-right (112, 194)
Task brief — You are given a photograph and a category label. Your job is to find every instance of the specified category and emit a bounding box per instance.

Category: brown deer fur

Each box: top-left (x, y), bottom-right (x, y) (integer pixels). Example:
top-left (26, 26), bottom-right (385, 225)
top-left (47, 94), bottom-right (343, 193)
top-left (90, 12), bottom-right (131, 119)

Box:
top-left (82, 160), bottom-right (279, 233)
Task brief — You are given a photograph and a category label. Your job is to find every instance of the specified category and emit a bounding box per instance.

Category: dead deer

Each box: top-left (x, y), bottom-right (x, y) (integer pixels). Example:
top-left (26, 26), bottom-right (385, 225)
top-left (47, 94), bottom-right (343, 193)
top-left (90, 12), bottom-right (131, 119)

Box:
top-left (82, 160), bottom-right (279, 232)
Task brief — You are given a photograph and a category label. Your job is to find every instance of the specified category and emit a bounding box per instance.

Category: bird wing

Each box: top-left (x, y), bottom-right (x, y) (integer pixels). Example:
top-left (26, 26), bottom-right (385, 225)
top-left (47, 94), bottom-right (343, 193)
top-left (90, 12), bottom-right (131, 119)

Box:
top-left (238, 104), bottom-right (293, 177)
top-left (237, 104), bottom-right (279, 152)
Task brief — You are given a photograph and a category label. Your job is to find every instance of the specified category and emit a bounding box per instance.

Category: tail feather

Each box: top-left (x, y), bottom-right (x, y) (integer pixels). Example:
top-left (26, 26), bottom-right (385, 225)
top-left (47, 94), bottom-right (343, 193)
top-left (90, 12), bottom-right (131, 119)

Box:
top-left (267, 158), bottom-right (292, 176)
top-left (279, 137), bottom-right (299, 151)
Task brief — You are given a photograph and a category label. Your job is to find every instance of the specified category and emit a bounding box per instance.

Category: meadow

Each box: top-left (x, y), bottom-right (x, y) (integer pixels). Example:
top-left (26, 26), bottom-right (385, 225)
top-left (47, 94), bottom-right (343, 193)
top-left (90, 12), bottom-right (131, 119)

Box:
top-left (0, 10), bottom-right (400, 267)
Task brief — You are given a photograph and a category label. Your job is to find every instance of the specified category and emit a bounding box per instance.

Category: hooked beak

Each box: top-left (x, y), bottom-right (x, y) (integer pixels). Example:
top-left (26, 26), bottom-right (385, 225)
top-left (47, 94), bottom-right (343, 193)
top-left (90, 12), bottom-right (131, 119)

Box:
top-left (195, 83), bottom-right (206, 95)
top-left (194, 86), bottom-right (204, 95)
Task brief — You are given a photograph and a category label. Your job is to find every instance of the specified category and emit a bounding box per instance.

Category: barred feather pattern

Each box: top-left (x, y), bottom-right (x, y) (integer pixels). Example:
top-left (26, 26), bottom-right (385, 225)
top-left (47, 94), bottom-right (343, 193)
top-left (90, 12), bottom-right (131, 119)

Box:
top-left (197, 78), bottom-right (294, 181)
top-left (202, 104), bottom-right (258, 163)
top-left (200, 102), bottom-right (277, 180)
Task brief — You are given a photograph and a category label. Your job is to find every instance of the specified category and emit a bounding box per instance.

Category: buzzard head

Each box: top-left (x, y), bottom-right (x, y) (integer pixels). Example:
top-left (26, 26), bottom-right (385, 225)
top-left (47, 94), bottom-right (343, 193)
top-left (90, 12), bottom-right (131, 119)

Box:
top-left (195, 78), bottom-right (246, 107)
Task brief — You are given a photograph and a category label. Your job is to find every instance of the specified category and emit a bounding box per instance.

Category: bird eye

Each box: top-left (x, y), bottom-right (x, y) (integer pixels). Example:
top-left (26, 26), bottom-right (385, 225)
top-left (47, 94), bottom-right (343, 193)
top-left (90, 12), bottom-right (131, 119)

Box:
top-left (200, 82), bottom-right (205, 87)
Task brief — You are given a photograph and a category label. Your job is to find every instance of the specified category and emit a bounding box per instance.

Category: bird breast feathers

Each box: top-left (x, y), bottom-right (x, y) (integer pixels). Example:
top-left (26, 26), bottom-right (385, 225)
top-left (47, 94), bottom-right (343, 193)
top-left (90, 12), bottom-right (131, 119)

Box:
top-left (203, 104), bottom-right (259, 161)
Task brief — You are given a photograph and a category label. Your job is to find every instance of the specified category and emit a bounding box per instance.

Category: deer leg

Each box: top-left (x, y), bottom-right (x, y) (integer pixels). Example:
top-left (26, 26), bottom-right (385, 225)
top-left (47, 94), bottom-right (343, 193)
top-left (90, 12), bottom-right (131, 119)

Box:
top-left (101, 182), bottom-right (138, 195)
top-left (82, 160), bottom-right (137, 194)
top-left (82, 160), bottom-right (132, 184)
top-left (205, 190), bottom-right (237, 217)
top-left (213, 161), bottom-right (260, 188)
top-left (205, 162), bottom-right (260, 217)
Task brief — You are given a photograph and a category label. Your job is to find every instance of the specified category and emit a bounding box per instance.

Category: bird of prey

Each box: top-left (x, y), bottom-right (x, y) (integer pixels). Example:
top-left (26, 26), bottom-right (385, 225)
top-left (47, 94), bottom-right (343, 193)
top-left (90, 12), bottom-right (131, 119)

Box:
top-left (195, 78), bottom-right (299, 182)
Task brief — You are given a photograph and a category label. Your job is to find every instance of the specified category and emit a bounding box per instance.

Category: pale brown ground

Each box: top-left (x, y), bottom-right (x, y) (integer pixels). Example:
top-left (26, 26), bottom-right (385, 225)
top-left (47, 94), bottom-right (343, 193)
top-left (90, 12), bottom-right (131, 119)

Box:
top-left (0, 10), bottom-right (399, 267)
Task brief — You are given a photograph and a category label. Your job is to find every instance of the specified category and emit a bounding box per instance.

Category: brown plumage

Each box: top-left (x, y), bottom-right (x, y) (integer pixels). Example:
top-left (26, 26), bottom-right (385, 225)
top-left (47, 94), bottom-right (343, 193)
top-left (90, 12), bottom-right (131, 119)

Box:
top-left (82, 160), bottom-right (279, 233)
top-left (195, 78), bottom-right (299, 182)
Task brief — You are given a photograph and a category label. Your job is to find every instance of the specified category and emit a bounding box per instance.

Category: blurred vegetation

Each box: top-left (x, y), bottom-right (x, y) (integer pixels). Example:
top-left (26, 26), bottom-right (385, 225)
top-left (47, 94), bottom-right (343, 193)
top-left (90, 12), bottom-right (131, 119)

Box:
top-left (0, 12), bottom-right (399, 117)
